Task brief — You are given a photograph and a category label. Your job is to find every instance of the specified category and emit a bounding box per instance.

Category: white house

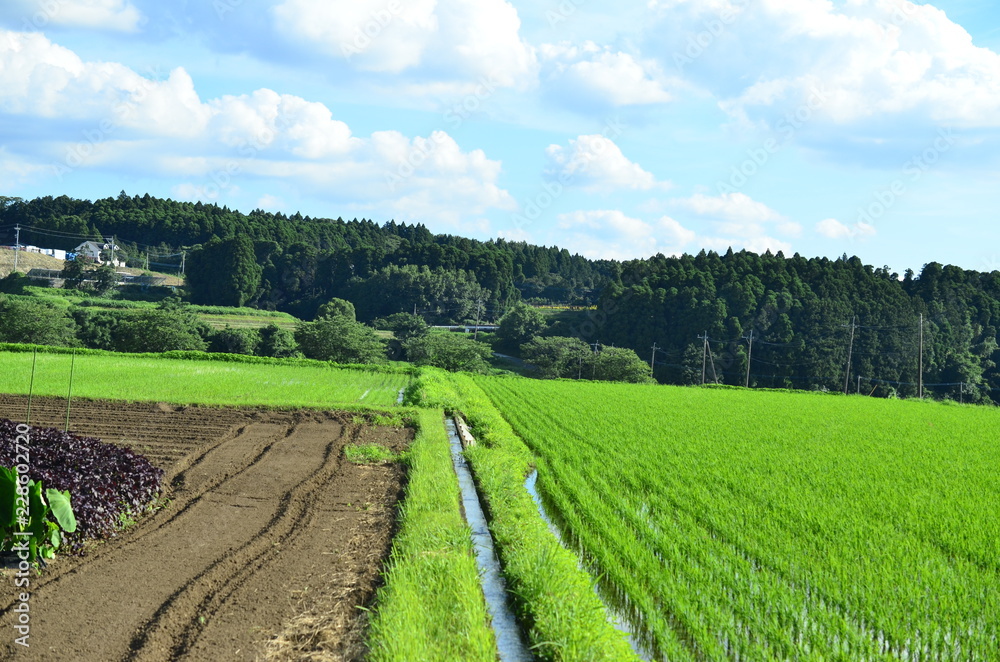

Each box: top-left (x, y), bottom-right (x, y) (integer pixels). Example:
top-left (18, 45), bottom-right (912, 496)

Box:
top-left (73, 241), bottom-right (125, 267)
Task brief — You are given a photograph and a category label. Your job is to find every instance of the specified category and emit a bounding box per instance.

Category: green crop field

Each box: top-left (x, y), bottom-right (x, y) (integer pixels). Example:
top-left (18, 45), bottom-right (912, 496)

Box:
top-left (196, 313), bottom-right (298, 330)
top-left (0, 350), bottom-right (409, 408)
top-left (474, 377), bottom-right (1000, 661)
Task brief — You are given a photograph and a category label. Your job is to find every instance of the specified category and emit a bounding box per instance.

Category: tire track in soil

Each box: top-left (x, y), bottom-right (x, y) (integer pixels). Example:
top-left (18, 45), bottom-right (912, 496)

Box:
top-left (0, 400), bottom-right (410, 662)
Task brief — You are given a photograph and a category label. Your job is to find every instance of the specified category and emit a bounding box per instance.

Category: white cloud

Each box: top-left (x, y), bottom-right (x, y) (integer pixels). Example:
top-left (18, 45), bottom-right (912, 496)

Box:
top-left (271, 0), bottom-right (537, 89)
top-left (675, 192), bottom-right (783, 222)
top-left (0, 30), bottom-right (515, 232)
top-left (1, 0), bottom-right (144, 32)
top-left (815, 218), bottom-right (877, 240)
top-left (539, 41), bottom-right (674, 107)
top-left (653, 0), bottom-right (1000, 128)
top-left (777, 221), bottom-right (803, 237)
top-left (0, 32), bottom-right (207, 133)
top-left (672, 192), bottom-right (793, 254)
top-left (545, 134), bottom-right (669, 192)
top-left (256, 194), bottom-right (285, 211)
top-left (555, 210), bottom-right (697, 260)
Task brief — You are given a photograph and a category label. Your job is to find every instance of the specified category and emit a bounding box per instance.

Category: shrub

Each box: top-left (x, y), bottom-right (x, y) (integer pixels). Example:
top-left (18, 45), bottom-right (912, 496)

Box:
top-left (0, 419), bottom-right (164, 548)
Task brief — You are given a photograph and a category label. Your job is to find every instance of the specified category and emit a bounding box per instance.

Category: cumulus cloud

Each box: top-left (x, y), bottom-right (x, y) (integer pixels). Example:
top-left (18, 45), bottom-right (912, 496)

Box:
top-left (555, 210), bottom-right (697, 260)
top-left (539, 41), bottom-right (674, 108)
top-left (672, 192), bottom-right (794, 254)
top-left (270, 0), bottom-right (537, 90)
top-left (545, 134), bottom-right (669, 192)
top-left (0, 32), bottom-right (207, 133)
top-left (256, 194), bottom-right (286, 211)
top-left (0, 0), bottom-right (144, 32)
top-left (675, 192), bottom-right (783, 223)
top-left (650, 0), bottom-right (1000, 128)
top-left (815, 218), bottom-right (877, 240)
top-left (0, 30), bottom-right (515, 232)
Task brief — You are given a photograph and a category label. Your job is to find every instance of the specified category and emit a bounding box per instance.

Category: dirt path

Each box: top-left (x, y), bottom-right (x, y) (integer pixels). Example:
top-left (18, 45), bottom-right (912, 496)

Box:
top-left (0, 397), bottom-right (410, 661)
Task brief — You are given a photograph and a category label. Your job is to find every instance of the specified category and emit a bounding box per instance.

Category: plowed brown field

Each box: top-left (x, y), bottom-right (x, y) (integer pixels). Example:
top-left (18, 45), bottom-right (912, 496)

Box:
top-left (0, 396), bottom-right (410, 661)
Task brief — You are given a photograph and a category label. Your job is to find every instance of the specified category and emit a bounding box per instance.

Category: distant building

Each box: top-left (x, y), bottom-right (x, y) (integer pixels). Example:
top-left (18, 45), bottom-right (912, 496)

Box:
top-left (40, 247), bottom-right (67, 260)
top-left (73, 241), bottom-right (126, 267)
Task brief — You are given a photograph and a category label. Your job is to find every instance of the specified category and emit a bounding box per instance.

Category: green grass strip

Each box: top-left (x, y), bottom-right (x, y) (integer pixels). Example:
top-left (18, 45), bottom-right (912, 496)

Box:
top-left (409, 368), bottom-right (637, 661)
top-left (0, 349), bottom-right (409, 408)
top-left (367, 408), bottom-right (496, 662)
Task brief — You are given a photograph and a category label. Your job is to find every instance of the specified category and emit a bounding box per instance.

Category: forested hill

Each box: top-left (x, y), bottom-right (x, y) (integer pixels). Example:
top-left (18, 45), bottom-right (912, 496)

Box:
top-left (0, 193), bottom-right (612, 318)
top-left (598, 250), bottom-right (1000, 401)
top-left (5, 193), bottom-right (1000, 402)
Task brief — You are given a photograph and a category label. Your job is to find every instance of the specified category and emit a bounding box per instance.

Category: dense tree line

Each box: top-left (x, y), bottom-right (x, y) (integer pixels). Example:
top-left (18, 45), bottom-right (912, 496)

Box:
top-left (586, 250), bottom-right (1000, 402)
top-left (1, 193), bottom-right (612, 321)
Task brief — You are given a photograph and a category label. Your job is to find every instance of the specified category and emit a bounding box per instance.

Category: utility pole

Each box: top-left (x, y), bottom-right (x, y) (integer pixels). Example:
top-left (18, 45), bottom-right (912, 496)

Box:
top-left (843, 315), bottom-right (856, 394)
top-left (918, 313), bottom-right (924, 399)
top-left (857, 375), bottom-right (861, 395)
top-left (13, 224), bottom-right (20, 271)
top-left (180, 250), bottom-right (186, 277)
top-left (698, 332), bottom-right (709, 385)
top-left (650, 343), bottom-right (658, 378)
top-left (745, 329), bottom-right (754, 388)
top-left (707, 342), bottom-right (719, 384)
top-left (105, 235), bottom-right (116, 267)
top-left (473, 298), bottom-right (484, 340)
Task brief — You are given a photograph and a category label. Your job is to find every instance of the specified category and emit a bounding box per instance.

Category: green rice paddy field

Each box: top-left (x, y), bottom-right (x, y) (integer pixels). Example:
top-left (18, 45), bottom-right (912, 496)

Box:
top-left (0, 350), bottom-right (409, 408)
top-left (473, 377), bottom-right (1000, 661)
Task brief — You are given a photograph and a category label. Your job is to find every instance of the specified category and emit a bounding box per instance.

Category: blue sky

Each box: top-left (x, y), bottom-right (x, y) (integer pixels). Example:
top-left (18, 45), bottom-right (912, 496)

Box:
top-left (1, 0), bottom-right (999, 274)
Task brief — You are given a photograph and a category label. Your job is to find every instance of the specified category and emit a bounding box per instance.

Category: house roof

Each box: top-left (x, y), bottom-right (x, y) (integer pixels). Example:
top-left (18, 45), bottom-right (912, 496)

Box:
top-left (75, 241), bottom-right (105, 250)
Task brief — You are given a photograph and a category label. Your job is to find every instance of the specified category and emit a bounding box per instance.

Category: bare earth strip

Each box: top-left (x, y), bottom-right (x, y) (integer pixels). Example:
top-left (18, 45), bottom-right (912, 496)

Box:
top-left (0, 397), bottom-right (410, 661)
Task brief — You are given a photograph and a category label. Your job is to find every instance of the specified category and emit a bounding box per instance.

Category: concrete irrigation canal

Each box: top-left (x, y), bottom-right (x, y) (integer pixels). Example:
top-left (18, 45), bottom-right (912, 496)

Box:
top-left (445, 417), bottom-right (532, 662)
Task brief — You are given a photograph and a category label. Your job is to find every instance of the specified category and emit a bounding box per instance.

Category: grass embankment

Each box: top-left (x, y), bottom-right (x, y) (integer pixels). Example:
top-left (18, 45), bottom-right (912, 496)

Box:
top-left (473, 378), bottom-right (1000, 660)
top-left (0, 252), bottom-right (182, 285)
top-left (407, 368), bottom-right (637, 661)
top-left (367, 408), bottom-right (496, 661)
top-left (10, 286), bottom-right (301, 330)
top-left (0, 345), bottom-right (410, 408)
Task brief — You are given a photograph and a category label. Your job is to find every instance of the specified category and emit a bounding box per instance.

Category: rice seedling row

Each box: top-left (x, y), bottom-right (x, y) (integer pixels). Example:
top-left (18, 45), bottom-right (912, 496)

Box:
top-left (475, 378), bottom-right (1000, 661)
